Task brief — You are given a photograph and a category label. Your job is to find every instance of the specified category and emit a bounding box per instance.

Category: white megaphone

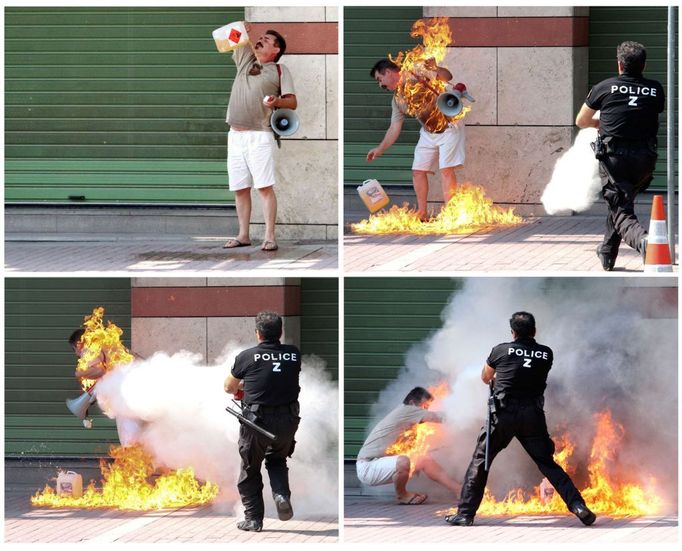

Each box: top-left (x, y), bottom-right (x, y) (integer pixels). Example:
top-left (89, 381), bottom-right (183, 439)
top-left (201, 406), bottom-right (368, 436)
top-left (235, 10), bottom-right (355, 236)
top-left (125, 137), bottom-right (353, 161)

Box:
top-left (270, 108), bottom-right (300, 136)
top-left (437, 82), bottom-right (476, 117)
top-left (66, 389), bottom-right (96, 421)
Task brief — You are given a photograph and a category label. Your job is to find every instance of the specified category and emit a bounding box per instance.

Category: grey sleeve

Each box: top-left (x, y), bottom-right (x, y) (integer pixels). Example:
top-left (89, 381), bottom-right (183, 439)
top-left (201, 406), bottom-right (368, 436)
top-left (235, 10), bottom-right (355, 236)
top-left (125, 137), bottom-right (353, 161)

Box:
top-left (279, 64), bottom-right (296, 96)
top-left (390, 97), bottom-right (405, 125)
top-left (232, 43), bottom-right (257, 72)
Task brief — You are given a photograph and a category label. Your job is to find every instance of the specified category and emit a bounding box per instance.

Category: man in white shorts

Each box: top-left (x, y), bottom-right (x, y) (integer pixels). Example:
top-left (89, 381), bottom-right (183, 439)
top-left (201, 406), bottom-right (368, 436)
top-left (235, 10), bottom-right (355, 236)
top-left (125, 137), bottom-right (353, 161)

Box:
top-left (224, 22), bottom-right (297, 252)
top-left (367, 58), bottom-right (466, 221)
top-left (356, 386), bottom-right (461, 504)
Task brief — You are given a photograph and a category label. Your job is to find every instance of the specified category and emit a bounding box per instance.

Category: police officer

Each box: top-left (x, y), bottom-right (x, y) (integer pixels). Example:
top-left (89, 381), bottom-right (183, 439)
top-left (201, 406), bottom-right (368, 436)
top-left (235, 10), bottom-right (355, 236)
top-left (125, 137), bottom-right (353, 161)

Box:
top-left (224, 311), bottom-right (301, 532)
top-left (576, 41), bottom-right (665, 271)
top-left (445, 312), bottom-right (596, 527)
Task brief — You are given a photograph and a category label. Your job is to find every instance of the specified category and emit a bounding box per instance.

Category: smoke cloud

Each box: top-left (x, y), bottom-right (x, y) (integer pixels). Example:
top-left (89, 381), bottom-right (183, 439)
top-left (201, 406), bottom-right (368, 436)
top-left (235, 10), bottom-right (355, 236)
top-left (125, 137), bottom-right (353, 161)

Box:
top-left (541, 128), bottom-right (602, 215)
top-left (94, 347), bottom-right (338, 518)
top-left (368, 278), bottom-right (678, 511)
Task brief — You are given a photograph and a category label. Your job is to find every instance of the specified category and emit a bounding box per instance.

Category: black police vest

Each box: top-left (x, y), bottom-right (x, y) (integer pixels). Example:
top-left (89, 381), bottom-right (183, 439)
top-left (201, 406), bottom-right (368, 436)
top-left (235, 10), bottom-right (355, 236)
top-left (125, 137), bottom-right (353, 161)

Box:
top-left (487, 337), bottom-right (553, 399)
top-left (585, 74), bottom-right (664, 140)
top-left (232, 341), bottom-right (301, 406)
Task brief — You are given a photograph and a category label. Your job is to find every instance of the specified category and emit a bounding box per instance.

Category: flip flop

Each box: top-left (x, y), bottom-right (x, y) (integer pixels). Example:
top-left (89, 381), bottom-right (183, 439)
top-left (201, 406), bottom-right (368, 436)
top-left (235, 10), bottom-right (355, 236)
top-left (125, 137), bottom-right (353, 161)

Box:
top-left (261, 241), bottom-right (279, 252)
top-left (223, 238), bottom-right (251, 249)
top-left (398, 493), bottom-right (428, 505)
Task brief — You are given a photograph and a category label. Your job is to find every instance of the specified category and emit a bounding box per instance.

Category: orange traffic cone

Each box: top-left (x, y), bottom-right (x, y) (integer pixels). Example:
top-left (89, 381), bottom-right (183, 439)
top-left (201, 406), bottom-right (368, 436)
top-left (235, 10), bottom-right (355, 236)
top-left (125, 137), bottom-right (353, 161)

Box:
top-left (643, 195), bottom-right (672, 272)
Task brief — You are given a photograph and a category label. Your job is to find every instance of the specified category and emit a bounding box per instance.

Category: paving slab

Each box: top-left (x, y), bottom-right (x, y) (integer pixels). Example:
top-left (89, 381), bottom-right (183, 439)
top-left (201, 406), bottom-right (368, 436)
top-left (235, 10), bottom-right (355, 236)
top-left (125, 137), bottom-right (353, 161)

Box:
top-left (4, 235), bottom-right (338, 274)
top-left (5, 490), bottom-right (338, 544)
top-left (344, 496), bottom-right (678, 544)
top-left (344, 216), bottom-right (678, 273)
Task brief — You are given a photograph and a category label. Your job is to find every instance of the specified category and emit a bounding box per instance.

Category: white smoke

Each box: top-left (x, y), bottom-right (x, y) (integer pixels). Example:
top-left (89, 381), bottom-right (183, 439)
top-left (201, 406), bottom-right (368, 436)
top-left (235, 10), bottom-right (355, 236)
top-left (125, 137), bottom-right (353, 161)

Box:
top-left (541, 128), bottom-right (602, 215)
top-left (367, 278), bottom-right (678, 510)
top-left (93, 347), bottom-right (338, 518)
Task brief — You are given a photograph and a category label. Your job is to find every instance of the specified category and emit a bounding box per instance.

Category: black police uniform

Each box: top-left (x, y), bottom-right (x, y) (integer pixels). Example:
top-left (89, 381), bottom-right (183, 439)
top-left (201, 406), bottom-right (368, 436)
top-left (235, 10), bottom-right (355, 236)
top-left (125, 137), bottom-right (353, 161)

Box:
top-left (455, 336), bottom-right (587, 519)
top-left (231, 340), bottom-right (301, 523)
top-left (586, 73), bottom-right (665, 262)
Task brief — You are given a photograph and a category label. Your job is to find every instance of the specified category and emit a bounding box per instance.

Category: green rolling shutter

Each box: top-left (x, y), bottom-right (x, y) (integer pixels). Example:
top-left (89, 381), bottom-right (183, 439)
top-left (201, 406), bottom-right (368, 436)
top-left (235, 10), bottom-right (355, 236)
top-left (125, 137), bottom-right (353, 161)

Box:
top-left (344, 277), bottom-right (463, 458)
top-left (588, 6), bottom-right (678, 190)
top-left (5, 7), bottom-right (244, 204)
top-left (344, 6), bottom-right (424, 188)
top-left (300, 278), bottom-right (339, 380)
top-left (5, 278), bottom-right (132, 457)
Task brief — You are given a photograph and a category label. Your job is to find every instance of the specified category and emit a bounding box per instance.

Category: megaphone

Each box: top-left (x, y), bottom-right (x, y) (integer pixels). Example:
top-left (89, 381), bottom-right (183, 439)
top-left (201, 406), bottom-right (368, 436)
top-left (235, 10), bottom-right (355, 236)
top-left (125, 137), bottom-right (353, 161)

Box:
top-left (437, 91), bottom-right (464, 117)
top-left (437, 83), bottom-right (476, 117)
top-left (270, 109), bottom-right (300, 136)
top-left (66, 390), bottom-right (96, 421)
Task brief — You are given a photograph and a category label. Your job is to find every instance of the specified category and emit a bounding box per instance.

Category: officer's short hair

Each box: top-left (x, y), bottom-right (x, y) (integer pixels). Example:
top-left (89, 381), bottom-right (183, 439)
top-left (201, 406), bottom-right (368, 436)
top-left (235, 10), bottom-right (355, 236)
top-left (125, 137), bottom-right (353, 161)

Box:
top-left (68, 328), bottom-right (85, 347)
top-left (403, 386), bottom-right (434, 406)
top-left (255, 311), bottom-right (283, 341)
top-left (510, 312), bottom-right (536, 338)
top-left (617, 41), bottom-right (646, 76)
top-left (266, 29), bottom-right (286, 62)
top-left (370, 58), bottom-right (400, 79)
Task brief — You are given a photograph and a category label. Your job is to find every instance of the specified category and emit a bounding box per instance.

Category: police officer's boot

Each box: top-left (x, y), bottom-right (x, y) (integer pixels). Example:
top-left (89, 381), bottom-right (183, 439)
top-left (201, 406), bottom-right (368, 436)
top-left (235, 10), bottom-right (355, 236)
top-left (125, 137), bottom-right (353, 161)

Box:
top-left (444, 513), bottom-right (474, 526)
top-left (596, 246), bottom-right (615, 271)
top-left (237, 519), bottom-right (263, 532)
top-left (273, 493), bottom-right (294, 521)
top-left (569, 501), bottom-right (596, 526)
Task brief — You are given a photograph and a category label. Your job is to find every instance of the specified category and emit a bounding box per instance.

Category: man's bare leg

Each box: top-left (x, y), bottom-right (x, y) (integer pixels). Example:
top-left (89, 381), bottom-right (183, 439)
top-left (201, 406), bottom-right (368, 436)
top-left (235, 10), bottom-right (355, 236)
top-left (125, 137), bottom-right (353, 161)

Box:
top-left (234, 188), bottom-right (252, 244)
top-left (412, 170), bottom-right (429, 220)
top-left (257, 185), bottom-right (277, 246)
top-left (415, 455), bottom-right (461, 495)
top-left (440, 166), bottom-right (458, 205)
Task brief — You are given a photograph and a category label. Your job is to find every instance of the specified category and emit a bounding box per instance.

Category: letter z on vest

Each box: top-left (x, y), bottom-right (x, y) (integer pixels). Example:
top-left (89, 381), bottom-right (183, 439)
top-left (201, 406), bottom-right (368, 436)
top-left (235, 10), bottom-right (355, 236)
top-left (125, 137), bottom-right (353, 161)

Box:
top-left (253, 352), bottom-right (298, 361)
top-left (507, 347), bottom-right (548, 359)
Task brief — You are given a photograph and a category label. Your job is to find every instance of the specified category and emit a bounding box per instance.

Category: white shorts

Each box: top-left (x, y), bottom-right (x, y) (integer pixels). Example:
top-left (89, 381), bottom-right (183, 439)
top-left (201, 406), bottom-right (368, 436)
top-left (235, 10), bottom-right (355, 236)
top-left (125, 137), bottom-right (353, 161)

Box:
top-left (356, 456), bottom-right (400, 486)
top-left (227, 130), bottom-right (277, 191)
top-left (412, 121), bottom-right (465, 173)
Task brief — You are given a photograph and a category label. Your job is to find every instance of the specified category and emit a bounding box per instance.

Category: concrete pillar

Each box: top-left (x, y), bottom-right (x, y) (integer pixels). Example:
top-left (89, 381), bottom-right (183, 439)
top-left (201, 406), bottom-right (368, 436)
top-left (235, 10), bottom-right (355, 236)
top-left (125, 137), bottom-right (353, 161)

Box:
top-left (422, 7), bottom-right (589, 211)
top-left (245, 7), bottom-right (338, 240)
top-left (130, 278), bottom-right (301, 364)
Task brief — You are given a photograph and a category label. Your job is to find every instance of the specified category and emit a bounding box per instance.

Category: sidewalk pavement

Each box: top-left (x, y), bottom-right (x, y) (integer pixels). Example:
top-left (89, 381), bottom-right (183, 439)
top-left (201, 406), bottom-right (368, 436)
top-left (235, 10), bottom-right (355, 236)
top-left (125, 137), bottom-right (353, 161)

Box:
top-left (4, 235), bottom-right (337, 274)
top-left (5, 490), bottom-right (338, 544)
top-left (345, 215), bottom-right (678, 272)
top-left (344, 496), bottom-right (678, 544)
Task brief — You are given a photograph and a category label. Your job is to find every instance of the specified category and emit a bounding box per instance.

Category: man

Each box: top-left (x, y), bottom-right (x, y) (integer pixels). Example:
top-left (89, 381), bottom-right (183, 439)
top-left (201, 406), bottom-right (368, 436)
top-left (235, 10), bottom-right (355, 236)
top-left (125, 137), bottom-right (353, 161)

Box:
top-left (224, 311), bottom-right (302, 532)
top-left (445, 312), bottom-right (596, 527)
top-left (68, 329), bottom-right (144, 445)
top-left (356, 386), bottom-right (461, 505)
top-left (367, 58), bottom-right (467, 221)
top-left (223, 23), bottom-right (297, 252)
top-left (576, 41), bottom-right (664, 271)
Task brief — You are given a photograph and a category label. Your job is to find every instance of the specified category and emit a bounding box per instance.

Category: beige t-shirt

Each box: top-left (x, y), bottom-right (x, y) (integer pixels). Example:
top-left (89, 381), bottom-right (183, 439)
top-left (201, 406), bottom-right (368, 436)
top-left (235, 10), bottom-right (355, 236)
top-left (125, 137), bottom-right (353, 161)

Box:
top-left (226, 44), bottom-right (295, 131)
top-left (357, 404), bottom-right (429, 460)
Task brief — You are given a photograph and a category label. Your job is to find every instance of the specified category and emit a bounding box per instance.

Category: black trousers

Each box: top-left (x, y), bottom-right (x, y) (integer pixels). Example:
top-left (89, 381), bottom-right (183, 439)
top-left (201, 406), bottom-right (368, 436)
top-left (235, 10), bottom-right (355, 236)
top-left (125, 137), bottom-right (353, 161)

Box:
top-left (457, 398), bottom-right (584, 518)
top-left (598, 144), bottom-right (657, 259)
top-left (237, 409), bottom-right (300, 522)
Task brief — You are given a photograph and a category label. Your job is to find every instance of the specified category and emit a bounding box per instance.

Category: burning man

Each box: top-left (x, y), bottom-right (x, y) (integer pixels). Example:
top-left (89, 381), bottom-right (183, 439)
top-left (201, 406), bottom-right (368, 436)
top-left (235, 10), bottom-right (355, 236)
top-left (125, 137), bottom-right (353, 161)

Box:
top-left (223, 21), bottom-right (297, 253)
top-left (445, 312), bottom-right (596, 527)
top-left (224, 311), bottom-right (302, 532)
top-left (68, 328), bottom-right (145, 446)
top-left (576, 41), bottom-right (664, 271)
top-left (356, 386), bottom-right (461, 505)
top-left (367, 58), bottom-right (467, 221)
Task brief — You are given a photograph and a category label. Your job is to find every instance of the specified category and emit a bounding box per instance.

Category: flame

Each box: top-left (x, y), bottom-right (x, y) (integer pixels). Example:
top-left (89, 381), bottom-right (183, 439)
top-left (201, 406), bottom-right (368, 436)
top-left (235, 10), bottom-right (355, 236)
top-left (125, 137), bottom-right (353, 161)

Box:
top-left (391, 17), bottom-right (469, 132)
top-left (352, 183), bottom-right (523, 235)
top-left (31, 444), bottom-right (219, 511)
top-left (384, 382), bottom-right (450, 475)
top-left (76, 306), bottom-right (134, 391)
top-left (443, 409), bottom-right (663, 518)
top-left (34, 306), bottom-right (218, 511)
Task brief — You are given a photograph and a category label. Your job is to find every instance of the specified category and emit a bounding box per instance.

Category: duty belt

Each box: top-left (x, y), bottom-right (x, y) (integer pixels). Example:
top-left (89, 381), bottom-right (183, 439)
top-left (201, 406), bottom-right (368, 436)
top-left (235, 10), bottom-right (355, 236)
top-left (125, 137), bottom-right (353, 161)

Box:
top-left (244, 401), bottom-right (299, 415)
